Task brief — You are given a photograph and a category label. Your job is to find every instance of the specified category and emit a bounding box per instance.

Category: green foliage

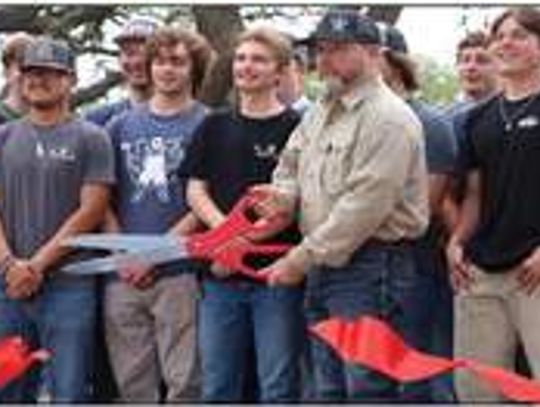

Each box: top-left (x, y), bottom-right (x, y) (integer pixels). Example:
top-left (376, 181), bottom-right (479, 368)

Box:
top-left (416, 55), bottom-right (459, 107)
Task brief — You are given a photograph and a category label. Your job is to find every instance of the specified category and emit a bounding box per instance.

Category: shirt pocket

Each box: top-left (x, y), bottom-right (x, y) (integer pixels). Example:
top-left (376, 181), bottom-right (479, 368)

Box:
top-left (320, 130), bottom-right (356, 195)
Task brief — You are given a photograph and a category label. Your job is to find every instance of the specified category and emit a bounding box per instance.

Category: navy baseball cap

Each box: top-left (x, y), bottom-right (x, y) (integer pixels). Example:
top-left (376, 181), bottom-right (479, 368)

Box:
top-left (304, 9), bottom-right (380, 45)
top-left (379, 24), bottom-right (409, 54)
top-left (21, 37), bottom-right (75, 73)
top-left (114, 17), bottom-right (158, 44)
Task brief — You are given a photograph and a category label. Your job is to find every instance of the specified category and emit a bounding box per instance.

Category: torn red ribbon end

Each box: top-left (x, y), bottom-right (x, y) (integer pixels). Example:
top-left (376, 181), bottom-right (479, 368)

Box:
top-left (310, 316), bottom-right (540, 402)
top-left (0, 336), bottom-right (50, 389)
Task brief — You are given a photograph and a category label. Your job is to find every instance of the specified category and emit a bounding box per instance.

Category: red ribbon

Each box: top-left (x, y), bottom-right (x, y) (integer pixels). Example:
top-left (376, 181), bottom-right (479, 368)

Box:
top-left (310, 316), bottom-right (540, 402)
top-left (0, 336), bottom-right (49, 389)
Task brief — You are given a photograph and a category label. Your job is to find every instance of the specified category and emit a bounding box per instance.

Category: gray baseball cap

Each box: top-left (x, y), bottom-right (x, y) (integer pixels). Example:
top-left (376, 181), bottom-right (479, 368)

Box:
top-left (21, 37), bottom-right (75, 73)
top-left (114, 17), bottom-right (158, 44)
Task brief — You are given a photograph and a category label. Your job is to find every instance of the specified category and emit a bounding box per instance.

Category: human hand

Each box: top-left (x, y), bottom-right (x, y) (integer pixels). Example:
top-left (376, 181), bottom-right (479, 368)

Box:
top-left (118, 261), bottom-right (156, 290)
top-left (517, 247), bottom-right (540, 295)
top-left (4, 259), bottom-right (44, 300)
top-left (260, 254), bottom-right (306, 287)
top-left (446, 239), bottom-right (474, 292)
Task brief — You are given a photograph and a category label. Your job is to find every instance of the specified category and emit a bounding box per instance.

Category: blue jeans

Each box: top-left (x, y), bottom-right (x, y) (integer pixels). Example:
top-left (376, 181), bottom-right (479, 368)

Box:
top-left (305, 240), bottom-right (429, 402)
top-left (0, 274), bottom-right (96, 403)
top-left (413, 237), bottom-right (455, 402)
top-left (198, 278), bottom-right (303, 402)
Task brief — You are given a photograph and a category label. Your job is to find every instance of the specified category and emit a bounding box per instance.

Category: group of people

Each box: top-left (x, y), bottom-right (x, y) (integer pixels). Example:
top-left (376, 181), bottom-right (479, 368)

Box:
top-left (0, 5), bottom-right (539, 404)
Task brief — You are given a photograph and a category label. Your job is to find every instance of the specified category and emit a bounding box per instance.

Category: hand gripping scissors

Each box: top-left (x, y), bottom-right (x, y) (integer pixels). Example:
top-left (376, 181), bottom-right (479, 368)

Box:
top-left (61, 191), bottom-right (290, 282)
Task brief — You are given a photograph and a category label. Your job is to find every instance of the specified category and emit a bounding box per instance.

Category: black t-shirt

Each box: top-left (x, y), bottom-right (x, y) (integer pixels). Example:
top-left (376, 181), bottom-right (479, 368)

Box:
top-left (462, 93), bottom-right (540, 271)
top-left (181, 107), bottom-right (302, 274)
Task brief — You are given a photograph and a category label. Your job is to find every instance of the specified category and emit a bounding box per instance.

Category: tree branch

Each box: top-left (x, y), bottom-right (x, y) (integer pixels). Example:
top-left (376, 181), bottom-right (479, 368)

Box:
top-left (73, 70), bottom-right (122, 108)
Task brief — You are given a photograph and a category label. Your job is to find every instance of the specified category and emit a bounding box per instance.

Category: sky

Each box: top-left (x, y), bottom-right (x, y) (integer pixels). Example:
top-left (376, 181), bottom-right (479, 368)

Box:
top-left (259, 5), bottom-right (506, 67)
top-left (397, 6), bottom-right (504, 66)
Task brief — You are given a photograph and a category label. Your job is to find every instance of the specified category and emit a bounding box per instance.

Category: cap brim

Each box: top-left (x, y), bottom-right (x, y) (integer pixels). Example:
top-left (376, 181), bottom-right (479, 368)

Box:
top-left (113, 34), bottom-right (149, 45)
top-left (21, 62), bottom-right (72, 73)
top-left (296, 34), bottom-right (379, 46)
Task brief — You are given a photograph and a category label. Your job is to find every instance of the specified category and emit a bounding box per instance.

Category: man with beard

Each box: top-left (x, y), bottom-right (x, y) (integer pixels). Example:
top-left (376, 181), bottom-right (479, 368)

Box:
top-left (253, 9), bottom-right (429, 402)
top-left (0, 38), bottom-right (114, 402)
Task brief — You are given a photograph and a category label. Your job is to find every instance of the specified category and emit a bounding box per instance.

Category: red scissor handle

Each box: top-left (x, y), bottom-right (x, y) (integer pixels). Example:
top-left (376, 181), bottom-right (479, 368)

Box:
top-left (211, 238), bottom-right (292, 282)
top-left (186, 189), bottom-right (280, 259)
top-left (185, 189), bottom-right (291, 280)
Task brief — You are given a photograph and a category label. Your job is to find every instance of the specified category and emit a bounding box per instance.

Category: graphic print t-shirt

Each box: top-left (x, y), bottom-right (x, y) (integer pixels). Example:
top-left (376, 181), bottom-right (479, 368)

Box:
top-left (107, 102), bottom-right (207, 233)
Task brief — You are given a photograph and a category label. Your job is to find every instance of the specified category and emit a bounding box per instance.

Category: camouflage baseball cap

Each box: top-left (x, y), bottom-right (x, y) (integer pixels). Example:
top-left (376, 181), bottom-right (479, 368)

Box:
top-left (21, 37), bottom-right (75, 73)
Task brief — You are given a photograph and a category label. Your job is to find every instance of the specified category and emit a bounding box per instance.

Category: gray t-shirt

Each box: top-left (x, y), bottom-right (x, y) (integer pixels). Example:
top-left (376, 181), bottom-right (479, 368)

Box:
top-left (0, 117), bottom-right (115, 261)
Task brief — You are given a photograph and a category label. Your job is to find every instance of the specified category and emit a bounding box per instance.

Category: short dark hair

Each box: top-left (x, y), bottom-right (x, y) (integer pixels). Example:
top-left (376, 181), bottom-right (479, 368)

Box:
top-left (146, 27), bottom-right (215, 96)
top-left (456, 30), bottom-right (490, 58)
top-left (490, 7), bottom-right (540, 43)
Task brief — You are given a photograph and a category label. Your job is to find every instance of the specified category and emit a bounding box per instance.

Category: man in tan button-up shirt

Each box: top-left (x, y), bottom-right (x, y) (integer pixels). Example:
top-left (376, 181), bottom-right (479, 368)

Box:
top-left (256, 9), bottom-right (429, 402)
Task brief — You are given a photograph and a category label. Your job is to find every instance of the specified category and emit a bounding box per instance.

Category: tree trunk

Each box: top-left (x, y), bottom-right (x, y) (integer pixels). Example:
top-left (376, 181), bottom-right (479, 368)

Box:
top-left (193, 5), bottom-right (244, 107)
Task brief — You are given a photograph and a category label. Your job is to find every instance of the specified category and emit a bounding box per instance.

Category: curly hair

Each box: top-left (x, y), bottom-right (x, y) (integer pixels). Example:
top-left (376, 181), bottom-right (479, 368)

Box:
top-left (146, 27), bottom-right (215, 96)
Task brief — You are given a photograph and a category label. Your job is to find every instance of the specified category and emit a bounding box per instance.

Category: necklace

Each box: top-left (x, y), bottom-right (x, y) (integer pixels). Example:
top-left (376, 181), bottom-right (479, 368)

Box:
top-left (498, 92), bottom-right (540, 132)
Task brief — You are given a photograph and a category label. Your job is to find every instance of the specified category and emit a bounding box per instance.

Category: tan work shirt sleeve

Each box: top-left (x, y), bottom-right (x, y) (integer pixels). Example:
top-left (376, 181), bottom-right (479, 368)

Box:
top-left (271, 113), bottom-right (307, 214)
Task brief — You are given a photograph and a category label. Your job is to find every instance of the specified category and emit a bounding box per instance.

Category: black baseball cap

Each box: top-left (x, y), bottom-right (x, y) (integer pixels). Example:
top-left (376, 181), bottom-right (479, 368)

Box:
top-left (21, 37), bottom-right (75, 73)
top-left (303, 9), bottom-right (380, 46)
top-left (380, 24), bottom-right (409, 54)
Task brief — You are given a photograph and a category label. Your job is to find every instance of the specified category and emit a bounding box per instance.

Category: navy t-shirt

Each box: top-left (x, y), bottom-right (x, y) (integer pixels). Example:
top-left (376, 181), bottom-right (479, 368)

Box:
top-left (85, 99), bottom-right (134, 127)
top-left (409, 100), bottom-right (456, 270)
top-left (107, 102), bottom-right (207, 234)
top-left (462, 93), bottom-right (540, 271)
top-left (409, 99), bottom-right (456, 175)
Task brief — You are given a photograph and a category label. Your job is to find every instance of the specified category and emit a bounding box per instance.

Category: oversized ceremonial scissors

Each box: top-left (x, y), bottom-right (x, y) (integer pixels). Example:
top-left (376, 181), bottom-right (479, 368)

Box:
top-left (61, 191), bottom-right (289, 282)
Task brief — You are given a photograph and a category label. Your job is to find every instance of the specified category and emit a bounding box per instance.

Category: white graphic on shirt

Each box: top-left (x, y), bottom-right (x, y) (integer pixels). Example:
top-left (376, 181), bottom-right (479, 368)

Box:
top-left (121, 136), bottom-right (185, 203)
top-left (254, 143), bottom-right (278, 160)
top-left (49, 146), bottom-right (76, 161)
top-left (518, 115), bottom-right (540, 129)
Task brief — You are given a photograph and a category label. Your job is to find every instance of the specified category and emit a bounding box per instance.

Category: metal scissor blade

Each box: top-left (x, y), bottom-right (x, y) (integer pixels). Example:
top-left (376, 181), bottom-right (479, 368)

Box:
top-left (63, 234), bottom-right (182, 252)
top-left (61, 244), bottom-right (190, 275)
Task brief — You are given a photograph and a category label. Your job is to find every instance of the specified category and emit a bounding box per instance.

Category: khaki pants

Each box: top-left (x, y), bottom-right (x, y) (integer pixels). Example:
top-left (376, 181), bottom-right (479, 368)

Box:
top-left (104, 273), bottom-right (200, 402)
top-left (454, 264), bottom-right (540, 402)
